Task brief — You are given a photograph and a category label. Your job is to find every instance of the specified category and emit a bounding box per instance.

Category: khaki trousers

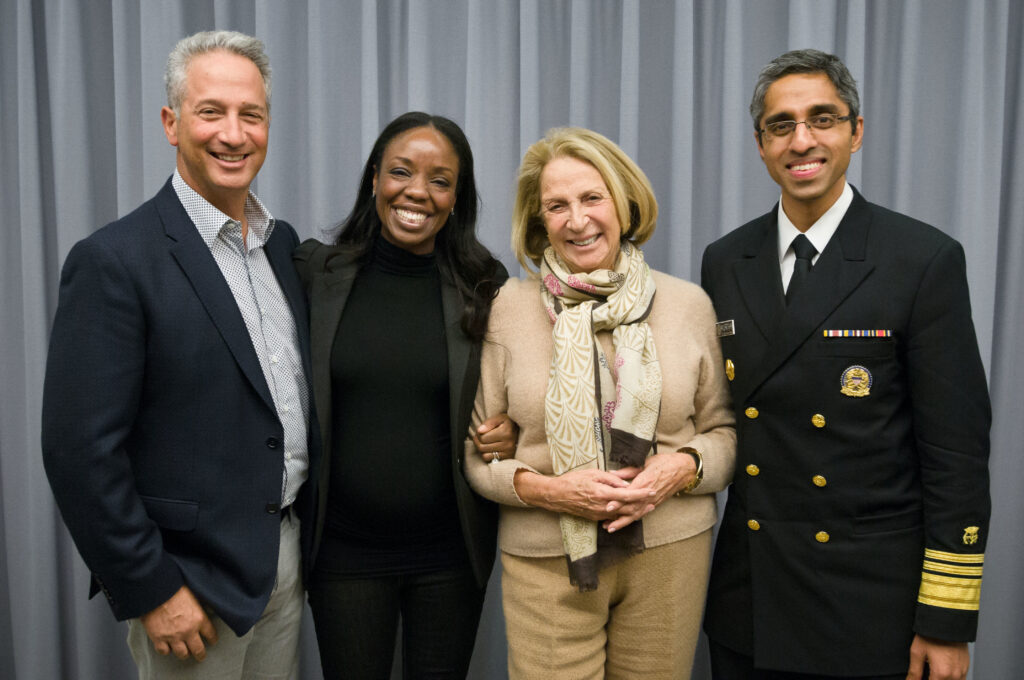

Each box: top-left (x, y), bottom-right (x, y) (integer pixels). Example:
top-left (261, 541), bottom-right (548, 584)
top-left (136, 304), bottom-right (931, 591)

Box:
top-left (127, 513), bottom-right (303, 680)
top-left (501, 529), bottom-right (712, 680)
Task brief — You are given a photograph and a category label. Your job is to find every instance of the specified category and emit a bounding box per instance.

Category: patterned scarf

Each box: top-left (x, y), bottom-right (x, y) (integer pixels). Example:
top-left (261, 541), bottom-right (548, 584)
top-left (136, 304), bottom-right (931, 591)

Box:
top-left (540, 242), bottom-right (661, 591)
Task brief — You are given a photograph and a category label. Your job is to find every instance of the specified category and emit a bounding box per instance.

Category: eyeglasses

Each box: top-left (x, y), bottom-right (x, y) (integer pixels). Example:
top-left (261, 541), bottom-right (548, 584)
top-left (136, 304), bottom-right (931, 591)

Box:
top-left (759, 113), bottom-right (855, 139)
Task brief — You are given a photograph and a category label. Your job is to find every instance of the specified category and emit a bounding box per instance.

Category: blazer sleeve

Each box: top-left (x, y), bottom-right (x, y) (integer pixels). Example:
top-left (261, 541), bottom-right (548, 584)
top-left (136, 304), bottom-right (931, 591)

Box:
top-left (908, 238), bottom-right (991, 641)
top-left (41, 236), bottom-right (184, 620)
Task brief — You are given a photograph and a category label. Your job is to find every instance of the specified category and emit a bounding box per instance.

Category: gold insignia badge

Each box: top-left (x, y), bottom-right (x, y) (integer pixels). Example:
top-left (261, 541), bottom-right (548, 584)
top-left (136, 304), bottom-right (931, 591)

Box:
top-left (725, 359), bottom-right (735, 381)
top-left (840, 365), bottom-right (872, 397)
top-left (963, 526), bottom-right (980, 545)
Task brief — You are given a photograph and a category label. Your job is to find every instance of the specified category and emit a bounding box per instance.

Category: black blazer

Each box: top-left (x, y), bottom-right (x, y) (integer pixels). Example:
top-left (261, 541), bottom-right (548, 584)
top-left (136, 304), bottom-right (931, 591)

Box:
top-left (700, 189), bottom-right (990, 676)
top-left (293, 239), bottom-right (507, 588)
top-left (41, 178), bottom-right (318, 637)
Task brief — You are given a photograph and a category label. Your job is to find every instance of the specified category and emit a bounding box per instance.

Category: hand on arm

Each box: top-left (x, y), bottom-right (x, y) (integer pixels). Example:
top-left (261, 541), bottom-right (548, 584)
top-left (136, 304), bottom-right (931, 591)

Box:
top-left (473, 413), bottom-right (519, 462)
top-left (603, 452), bottom-right (697, 533)
top-left (512, 467), bottom-right (654, 521)
top-left (906, 635), bottom-right (969, 680)
top-left (140, 586), bottom-right (218, 661)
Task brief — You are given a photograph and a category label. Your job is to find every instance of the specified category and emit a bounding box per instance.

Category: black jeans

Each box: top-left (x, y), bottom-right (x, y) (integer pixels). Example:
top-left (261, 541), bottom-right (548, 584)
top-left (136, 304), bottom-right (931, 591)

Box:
top-left (308, 565), bottom-right (485, 680)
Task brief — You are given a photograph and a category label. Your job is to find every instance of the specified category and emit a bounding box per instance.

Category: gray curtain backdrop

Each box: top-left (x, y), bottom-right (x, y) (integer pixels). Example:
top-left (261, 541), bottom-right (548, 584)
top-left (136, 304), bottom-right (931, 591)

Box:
top-left (2, 1), bottom-right (1021, 678)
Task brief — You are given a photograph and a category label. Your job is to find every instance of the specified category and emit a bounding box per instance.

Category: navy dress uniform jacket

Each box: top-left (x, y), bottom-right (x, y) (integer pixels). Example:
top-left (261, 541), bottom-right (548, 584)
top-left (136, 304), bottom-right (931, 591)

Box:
top-left (700, 188), bottom-right (990, 676)
top-left (41, 178), bottom-right (318, 636)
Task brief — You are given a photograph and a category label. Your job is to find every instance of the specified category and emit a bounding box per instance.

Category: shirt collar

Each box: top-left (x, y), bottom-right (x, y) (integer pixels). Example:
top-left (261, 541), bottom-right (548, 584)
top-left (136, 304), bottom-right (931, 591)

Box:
top-left (777, 181), bottom-right (853, 261)
top-left (172, 169), bottom-right (275, 249)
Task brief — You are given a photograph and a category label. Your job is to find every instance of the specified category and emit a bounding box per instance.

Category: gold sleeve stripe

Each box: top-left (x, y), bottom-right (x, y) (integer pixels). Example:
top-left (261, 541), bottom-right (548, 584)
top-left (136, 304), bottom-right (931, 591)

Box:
top-left (918, 572), bottom-right (982, 611)
top-left (923, 549), bottom-right (984, 565)
top-left (922, 560), bottom-right (984, 577)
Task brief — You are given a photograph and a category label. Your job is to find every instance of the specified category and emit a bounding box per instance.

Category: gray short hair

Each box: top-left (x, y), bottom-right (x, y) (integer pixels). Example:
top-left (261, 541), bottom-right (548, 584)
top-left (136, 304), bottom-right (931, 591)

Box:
top-left (750, 49), bottom-right (859, 133)
top-left (164, 30), bottom-right (271, 114)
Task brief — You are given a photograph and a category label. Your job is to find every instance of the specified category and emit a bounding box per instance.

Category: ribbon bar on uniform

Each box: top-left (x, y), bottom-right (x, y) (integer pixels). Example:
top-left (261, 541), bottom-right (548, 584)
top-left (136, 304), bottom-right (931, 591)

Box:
top-left (823, 330), bottom-right (892, 337)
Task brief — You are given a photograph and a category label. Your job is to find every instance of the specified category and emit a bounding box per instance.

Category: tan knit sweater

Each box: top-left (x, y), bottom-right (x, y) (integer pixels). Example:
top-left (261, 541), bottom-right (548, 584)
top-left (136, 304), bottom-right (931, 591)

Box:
top-left (465, 272), bottom-right (736, 557)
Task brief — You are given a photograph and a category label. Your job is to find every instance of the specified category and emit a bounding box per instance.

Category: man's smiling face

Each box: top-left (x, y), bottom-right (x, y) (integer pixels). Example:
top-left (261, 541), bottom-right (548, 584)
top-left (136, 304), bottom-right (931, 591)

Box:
top-left (757, 72), bottom-right (863, 228)
top-left (161, 49), bottom-right (269, 217)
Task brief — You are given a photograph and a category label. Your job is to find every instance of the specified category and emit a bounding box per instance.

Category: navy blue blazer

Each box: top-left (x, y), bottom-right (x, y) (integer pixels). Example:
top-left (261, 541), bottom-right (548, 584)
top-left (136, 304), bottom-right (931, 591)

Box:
top-left (41, 178), bottom-right (317, 636)
top-left (700, 189), bottom-right (990, 676)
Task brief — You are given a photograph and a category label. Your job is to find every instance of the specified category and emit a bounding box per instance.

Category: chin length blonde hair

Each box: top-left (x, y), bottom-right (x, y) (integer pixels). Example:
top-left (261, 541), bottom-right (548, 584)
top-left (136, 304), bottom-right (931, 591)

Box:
top-left (511, 127), bottom-right (658, 271)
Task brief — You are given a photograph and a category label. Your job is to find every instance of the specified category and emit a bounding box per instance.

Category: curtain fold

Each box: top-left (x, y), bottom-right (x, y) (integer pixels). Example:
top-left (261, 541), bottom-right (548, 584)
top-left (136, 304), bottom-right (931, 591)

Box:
top-left (3, 1), bottom-right (1021, 678)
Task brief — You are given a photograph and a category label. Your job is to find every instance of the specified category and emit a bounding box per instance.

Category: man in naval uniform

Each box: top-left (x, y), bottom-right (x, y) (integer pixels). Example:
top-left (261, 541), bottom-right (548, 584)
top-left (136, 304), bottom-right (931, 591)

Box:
top-left (701, 49), bottom-right (990, 680)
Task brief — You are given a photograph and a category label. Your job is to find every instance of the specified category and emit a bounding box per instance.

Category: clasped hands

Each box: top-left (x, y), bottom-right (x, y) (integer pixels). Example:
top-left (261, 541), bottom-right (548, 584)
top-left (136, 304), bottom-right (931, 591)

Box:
top-left (514, 451), bottom-right (697, 532)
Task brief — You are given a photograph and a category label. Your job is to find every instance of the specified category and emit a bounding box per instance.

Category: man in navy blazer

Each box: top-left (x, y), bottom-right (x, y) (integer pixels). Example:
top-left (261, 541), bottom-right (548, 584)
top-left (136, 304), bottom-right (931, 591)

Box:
top-left (41, 31), bottom-right (315, 679)
top-left (701, 50), bottom-right (990, 679)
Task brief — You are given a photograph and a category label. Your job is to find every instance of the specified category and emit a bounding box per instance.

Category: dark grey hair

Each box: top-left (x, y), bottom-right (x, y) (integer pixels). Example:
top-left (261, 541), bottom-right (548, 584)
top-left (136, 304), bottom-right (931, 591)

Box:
top-left (164, 30), bottom-right (271, 114)
top-left (750, 49), bottom-right (859, 133)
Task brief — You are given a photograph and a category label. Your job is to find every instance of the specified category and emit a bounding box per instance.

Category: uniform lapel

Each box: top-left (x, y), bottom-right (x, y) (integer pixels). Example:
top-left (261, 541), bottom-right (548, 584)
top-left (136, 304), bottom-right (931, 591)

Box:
top-left (729, 211), bottom-right (785, 404)
top-left (738, 191), bottom-right (875, 404)
top-left (733, 211), bottom-right (786, 344)
top-left (157, 181), bottom-right (276, 411)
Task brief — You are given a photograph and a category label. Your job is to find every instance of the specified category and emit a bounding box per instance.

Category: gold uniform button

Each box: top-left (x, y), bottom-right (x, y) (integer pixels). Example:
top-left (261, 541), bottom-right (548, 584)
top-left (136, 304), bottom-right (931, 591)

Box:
top-left (746, 464), bottom-right (760, 477)
top-left (725, 359), bottom-right (735, 381)
top-left (815, 531), bottom-right (830, 543)
top-left (812, 475), bottom-right (827, 487)
top-left (745, 407), bottom-right (759, 419)
top-left (747, 519), bottom-right (761, 531)
top-left (811, 414), bottom-right (826, 428)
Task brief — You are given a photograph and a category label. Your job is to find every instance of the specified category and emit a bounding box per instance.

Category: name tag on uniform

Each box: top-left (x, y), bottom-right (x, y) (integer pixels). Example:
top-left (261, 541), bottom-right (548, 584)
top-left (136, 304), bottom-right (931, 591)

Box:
top-left (716, 320), bottom-right (735, 337)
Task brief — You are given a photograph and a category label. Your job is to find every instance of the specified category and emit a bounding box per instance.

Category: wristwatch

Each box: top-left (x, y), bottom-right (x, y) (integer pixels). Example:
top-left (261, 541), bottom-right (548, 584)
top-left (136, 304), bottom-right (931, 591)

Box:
top-left (677, 447), bottom-right (703, 494)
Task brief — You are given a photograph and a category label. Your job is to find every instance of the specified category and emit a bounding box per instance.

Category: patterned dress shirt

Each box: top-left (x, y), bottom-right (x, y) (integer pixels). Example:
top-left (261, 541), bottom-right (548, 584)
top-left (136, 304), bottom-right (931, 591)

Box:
top-left (172, 171), bottom-right (309, 506)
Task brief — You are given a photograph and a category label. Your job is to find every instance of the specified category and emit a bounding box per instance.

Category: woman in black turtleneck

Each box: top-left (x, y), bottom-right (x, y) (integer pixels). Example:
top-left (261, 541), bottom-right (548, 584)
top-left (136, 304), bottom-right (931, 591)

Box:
top-left (294, 112), bottom-right (509, 679)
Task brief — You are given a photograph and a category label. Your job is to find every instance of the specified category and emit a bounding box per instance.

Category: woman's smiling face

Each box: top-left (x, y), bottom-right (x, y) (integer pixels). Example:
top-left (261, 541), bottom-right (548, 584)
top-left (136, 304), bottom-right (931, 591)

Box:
top-left (373, 126), bottom-right (459, 255)
top-left (540, 156), bottom-right (622, 273)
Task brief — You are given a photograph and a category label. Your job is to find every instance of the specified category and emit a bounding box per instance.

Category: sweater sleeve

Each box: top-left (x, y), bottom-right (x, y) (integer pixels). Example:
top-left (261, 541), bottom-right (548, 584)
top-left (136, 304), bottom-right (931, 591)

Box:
top-left (679, 287), bottom-right (737, 494)
top-left (464, 282), bottom-right (537, 507)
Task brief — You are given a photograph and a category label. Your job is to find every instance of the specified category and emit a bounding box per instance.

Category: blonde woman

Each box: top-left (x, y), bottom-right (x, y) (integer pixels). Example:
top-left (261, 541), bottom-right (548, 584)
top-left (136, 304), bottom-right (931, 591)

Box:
top-left (466, 127), bottom-right (736, 679)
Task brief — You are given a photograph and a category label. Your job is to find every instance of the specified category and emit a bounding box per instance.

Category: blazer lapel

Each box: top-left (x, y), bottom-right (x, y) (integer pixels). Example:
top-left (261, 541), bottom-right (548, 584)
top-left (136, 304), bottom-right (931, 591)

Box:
top-left (306, 253), bottom-right (359, 468)
top-left (738, 191), bottom-right (875, 404)
top-left (156, 181), bottom-right (275, 410)
top-left (265, 228), bottom-right (312, 380)
top-left (441, 282), bottom-right (471, 449)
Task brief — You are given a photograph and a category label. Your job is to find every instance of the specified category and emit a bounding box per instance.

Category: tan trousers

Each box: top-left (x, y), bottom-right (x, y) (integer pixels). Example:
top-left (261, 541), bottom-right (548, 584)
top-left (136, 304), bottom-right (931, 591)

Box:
top-left (127, 513), bottom-right (303, 680)
top-left (501, 529), bottom-right (712, 680)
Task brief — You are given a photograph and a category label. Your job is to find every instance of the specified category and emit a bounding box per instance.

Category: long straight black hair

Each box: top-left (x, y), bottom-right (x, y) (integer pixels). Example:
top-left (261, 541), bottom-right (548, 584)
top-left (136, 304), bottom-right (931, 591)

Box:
top-left (333, 112), bottom-right (504, 341)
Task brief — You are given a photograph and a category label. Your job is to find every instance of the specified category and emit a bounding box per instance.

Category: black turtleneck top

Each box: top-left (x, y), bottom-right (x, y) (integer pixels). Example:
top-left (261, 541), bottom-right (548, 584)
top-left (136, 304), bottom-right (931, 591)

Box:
top-left (316, 236), bottom-right (467, 577)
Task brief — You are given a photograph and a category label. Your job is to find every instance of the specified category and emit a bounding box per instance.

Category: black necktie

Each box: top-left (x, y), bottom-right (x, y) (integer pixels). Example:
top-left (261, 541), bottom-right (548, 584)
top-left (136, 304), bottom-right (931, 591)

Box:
top-left (786, 234), bottom-right (817, 304)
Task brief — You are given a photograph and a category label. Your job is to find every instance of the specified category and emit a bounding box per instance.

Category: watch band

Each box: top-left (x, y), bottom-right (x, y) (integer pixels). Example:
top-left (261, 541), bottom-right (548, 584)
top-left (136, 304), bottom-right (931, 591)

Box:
top-left (677, 446), bottom-right (703, 494)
